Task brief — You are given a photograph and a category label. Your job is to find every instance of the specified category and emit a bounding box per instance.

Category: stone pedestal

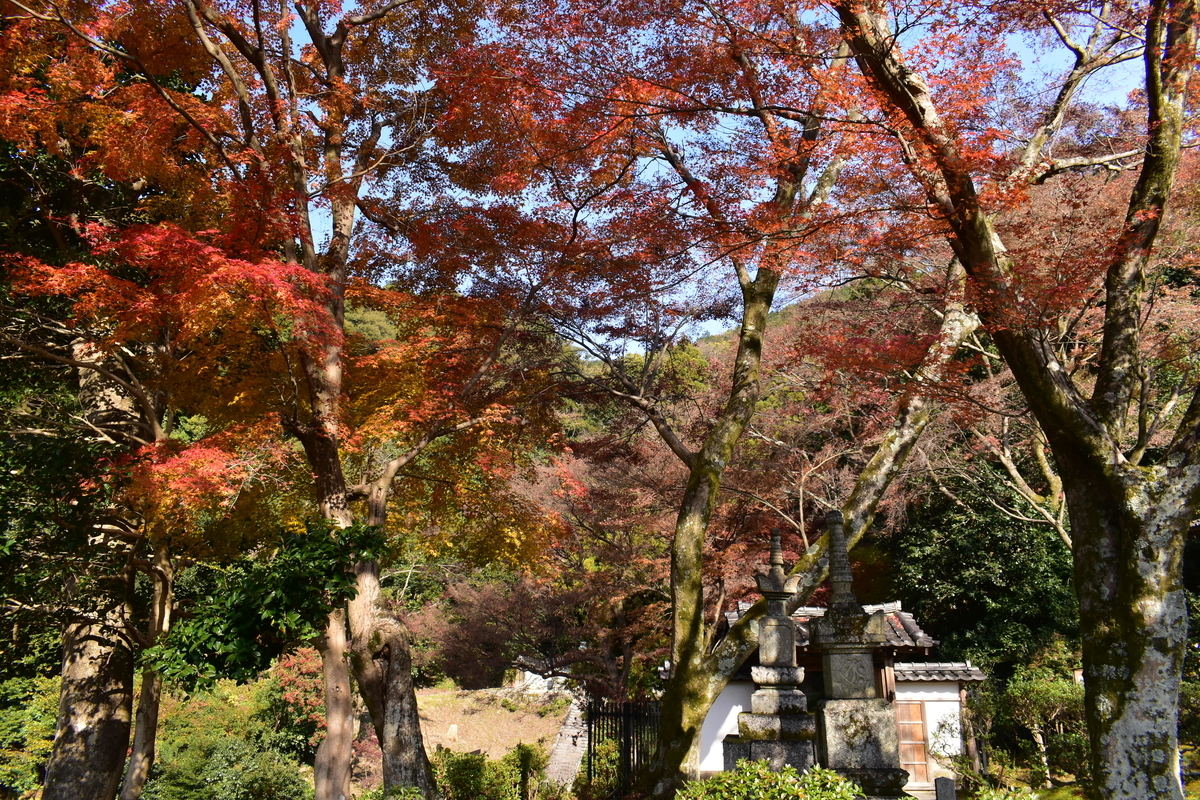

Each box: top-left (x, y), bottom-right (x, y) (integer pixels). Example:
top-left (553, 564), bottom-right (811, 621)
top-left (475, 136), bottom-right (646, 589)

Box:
top-left (812, 511), bottom-right (911, 799)
top-left (724, 665), bottom-right (817, 773)
top-left (723, 738), bottom-right (816, 773)
top-left (817, 699), bottom-right (909, 798)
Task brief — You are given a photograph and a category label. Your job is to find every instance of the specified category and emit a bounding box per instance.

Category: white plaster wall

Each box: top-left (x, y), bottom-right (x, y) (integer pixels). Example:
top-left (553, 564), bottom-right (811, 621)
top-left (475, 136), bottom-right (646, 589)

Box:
top-left (698, 681), bottom-right (755, 773)
top-left (894, 680), bottom-right (960, 702)
top-left (924, 700), bottom-right (963, 757)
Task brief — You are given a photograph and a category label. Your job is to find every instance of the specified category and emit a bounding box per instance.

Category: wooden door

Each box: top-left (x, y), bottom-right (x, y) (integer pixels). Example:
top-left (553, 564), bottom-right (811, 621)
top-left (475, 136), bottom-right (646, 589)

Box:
top-left (895, 700), bottom-right (929, 785)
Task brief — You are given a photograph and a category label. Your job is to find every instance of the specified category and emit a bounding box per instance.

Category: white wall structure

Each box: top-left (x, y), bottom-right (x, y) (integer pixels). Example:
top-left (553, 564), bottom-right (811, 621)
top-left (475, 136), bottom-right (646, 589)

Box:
top-left (698, 673), bottom-right (979, 795)
top-left (893, 678), bottom-right (968, 793)
top-left (697, 681), bottom-right (755, 775)
top-left (896, 681), bottom-right (962, 755)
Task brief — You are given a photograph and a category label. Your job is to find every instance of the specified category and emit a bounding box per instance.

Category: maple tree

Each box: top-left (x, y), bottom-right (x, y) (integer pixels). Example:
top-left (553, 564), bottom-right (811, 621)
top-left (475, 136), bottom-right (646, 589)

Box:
top-left (0, 48), bottom-right (261, 796)
top-left (0, 2), bottom-right (568, 799)
top-left (821, 0), bottom-right (1200, 797)
top-left (437, 0), bottom-right (1003, 789)
top-left (3, 2), bottom-right (1196, 800)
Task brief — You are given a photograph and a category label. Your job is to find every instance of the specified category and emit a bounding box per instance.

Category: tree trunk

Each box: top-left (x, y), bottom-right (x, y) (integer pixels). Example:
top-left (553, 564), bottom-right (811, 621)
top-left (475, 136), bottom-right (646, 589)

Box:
top-left (1030, 726), bottom-right (1051, 789)
top-left (348, 560), bottom-right (438, 798)
top-left (315, 609), bottom-right (355, 800)
top-left (296, 420), bottom-right (358, 800)
top-left (119, 671), bottom-right (163, 800)
top-left (119, 544), bottom-right (174, 800)
top-left (829, 2), bottom-right (1200, 797)
top-left (42, 618), bottom-right (135, 800)
top-left (1063, 457), bottom-right (1191, 799)
top-left (380, 625), bottom-right (437, 796)
top-left (651, 269), bottom-right (779, 796)
top-left (650, 273), bottom-right (976, 791)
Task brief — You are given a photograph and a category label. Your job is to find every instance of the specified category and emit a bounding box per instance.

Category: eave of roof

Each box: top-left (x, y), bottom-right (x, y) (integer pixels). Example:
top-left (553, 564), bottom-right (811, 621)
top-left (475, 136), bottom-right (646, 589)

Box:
top-left (894, 661), bottom-right (987, 682)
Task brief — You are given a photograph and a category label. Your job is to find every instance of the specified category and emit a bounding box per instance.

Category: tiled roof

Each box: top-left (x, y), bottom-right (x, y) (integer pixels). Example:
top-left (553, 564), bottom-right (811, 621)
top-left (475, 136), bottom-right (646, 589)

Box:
top-left (894, 661), bottom-right (986, 682)
top-left (724, 600), bottom-right (937, 650)
top-left (791, 602), bottom-right (936, 650)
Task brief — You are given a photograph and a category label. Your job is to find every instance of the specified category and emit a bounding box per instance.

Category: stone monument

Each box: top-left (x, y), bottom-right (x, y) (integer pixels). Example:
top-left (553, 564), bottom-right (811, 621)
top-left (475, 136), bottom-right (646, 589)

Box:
top-left (722, 529), bottom-right (816, 772)
top-left (812, 510), bottom-right (910, 798)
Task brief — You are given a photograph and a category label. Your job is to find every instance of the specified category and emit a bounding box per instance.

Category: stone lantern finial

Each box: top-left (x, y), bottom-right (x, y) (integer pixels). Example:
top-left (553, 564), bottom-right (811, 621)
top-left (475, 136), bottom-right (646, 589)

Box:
top-left (825, 510), bottom-right (858, 614)
top-left (770, 527), bottom-right (785, 569)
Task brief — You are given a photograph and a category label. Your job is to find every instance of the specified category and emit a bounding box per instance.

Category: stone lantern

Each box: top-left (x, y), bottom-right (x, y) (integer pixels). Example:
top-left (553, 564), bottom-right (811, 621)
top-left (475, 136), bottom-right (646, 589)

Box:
top-left (722, 529), bottom-right (816, 771)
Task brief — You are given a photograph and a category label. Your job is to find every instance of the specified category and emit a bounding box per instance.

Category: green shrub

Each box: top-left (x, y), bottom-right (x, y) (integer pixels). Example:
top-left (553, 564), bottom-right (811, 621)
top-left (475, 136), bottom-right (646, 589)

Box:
top-left (676, 761), bottom-right (860, 800)
top-left (536, 695), bottom-right (571, 718)
top-left (142, 681), bottom-right (310, 800)
top-left (199, 739), bottom-right (311, 800)
top-left (433, 749), bottom-right (516, 800)
top-left (433, 743), bottom-right (549, 800)
top-left (358, 788), bottom-right (424, 800)
top-left (571, 739), bottom-right (618, 800)
top-left (503, 742), bottom-right (549, 800)
top-left (0, 676), bottom-right (58, 796)
top-left (970, 787), bottom-right (1040, 800)
top-left (1045, 731), bottom-right (1089, 783)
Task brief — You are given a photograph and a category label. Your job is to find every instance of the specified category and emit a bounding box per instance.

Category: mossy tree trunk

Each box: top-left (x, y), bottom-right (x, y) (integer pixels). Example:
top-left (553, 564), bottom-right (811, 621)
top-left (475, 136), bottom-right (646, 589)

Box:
top-left (832, 1), bottom-right (1200, 796)
top-left (634, 49), bottom-right (983, 790)
top-left (652, 267), bottom-right (780, 795)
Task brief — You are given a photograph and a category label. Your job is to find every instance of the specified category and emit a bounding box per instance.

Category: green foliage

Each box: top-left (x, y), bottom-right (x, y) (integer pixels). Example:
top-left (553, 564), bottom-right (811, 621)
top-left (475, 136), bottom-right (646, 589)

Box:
top-left (144, 738), bottom-right (310, 800)
top-left (675, 761), bottom-right (860, 800)
top-left (1045, 732), bottom-right (1089, 784)
top-left (0, 333), bottom-right (116, 683)
top-left (434, 748), bottom-right (519, 800)
top-left (0, 676), bottom-right (58, 796)
top-left (885, 478), bottom-right (1077, 670)
top-left (194, 740), bottom-right (311, 800)
top-left (536, 694), bottom-right (571, 718)
top-left (506, 742), bottom-right (549, 800)
top-left (970, 787), bottom-right (1041, 800)
top-left (145, 522), bottom-right (384, 689)
top-left (1004, 668), bottom-right (1084, 734)
top-left (432, 743), bottom-right (549, 800)
top-left (346, 304), bottom-right (399, 342)
top-left (358, 787), bottom-right (425, 800)
top-left (572, 739), bottom-right (618, 800)
top-left (142, 680), bottom-right (311, 800)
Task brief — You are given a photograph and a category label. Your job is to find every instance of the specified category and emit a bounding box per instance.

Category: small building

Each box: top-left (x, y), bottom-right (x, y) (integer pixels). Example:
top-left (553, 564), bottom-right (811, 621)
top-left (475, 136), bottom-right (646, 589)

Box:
top-left (698, 601), bottom-right (985, 798)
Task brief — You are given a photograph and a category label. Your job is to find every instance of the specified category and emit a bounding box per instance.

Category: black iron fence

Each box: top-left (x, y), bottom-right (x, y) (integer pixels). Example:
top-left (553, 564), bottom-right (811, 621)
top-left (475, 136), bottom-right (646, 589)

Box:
top-left (586, 697), bottom-right (660, 798)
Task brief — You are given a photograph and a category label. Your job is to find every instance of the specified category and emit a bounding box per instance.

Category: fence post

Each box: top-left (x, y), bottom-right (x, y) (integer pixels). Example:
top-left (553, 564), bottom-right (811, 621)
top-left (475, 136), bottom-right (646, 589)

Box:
top-left (621, 702), bottom-right (633, 797)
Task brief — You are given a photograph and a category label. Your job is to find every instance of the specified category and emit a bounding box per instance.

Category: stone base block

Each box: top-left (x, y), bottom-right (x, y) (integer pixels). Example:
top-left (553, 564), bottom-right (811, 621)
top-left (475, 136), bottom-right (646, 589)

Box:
top-left (738, 711), bottom-right (816, 741)
top-left (722, 736), bottom-right (816, 773)
top-left (817, 699), bottom-right (902, 770)
top-left (833, 767), bottom-right (910, 798)
top-left (750, 687), bottom-right (808, 715)
top-left (750, 665), bottom-right (804, 686)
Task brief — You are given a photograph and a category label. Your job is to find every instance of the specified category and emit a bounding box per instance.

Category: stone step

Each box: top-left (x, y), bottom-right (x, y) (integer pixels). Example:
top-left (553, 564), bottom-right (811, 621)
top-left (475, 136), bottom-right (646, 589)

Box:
top-left (544, 699), bottom-right (587, 786)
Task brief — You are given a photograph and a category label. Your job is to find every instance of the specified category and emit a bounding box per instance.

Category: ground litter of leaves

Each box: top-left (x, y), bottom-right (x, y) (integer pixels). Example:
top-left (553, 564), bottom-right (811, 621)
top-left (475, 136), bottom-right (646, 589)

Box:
top-left (417, 688), bottom-right (573, 758)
